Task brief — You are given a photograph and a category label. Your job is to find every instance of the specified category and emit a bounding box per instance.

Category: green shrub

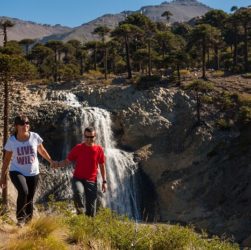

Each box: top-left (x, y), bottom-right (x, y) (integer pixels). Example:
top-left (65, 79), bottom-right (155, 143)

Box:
top-left (241, 73), bottom-right (251, 79)
top-left (239, 106), bottom-right (251, 123)
top-left (65, 208), bottom-right (238, 250)
top-left (136, 75), bottom-right (161, 90)
top-left (212, 70), bottom-right (225, 77)
top-left (216, 118), bottom-right (232, 130)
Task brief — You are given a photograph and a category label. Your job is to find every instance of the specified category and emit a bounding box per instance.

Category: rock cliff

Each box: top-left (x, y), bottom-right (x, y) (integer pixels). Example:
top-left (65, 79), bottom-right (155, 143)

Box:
top-left (0, 79), bottom-right (250, 243)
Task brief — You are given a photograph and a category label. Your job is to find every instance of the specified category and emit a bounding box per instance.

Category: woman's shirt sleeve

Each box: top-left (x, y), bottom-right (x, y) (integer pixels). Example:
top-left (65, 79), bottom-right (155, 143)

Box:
top-left (4, 137), bottom-right (13, 152)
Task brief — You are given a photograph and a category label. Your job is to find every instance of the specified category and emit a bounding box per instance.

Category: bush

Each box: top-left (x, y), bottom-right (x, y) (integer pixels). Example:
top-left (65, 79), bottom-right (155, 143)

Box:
top-left (212, 70), bottom-right (225, 77)
top-left (241, 73), bottom-right (251, 79)
top-left (83, 70), bottom-right (103, 80)
top-left (65, 208), bottom-right (239, 250)
top-left (216, 118), bottom-right (232, 130)
top-left (239, 106), bottom-right (251, 123)
top-left (136, 75), bottom-right (161, 90)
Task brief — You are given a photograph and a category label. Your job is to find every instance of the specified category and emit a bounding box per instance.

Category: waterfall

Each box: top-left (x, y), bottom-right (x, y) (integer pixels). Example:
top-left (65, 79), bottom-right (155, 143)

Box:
top-left (63, 94), bottom-right (142, 220)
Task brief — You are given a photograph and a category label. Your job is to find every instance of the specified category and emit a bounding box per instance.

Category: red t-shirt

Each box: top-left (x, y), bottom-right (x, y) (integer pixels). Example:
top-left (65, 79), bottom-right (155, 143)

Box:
top-left (67, 143), bottom-right (105, 182)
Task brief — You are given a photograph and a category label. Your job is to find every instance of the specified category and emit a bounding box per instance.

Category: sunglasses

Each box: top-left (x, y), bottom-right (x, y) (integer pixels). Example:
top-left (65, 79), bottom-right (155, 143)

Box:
top-left (85, 135), bottom-right (95, 139)
top-left (17, 121), bottom-right (30, 126)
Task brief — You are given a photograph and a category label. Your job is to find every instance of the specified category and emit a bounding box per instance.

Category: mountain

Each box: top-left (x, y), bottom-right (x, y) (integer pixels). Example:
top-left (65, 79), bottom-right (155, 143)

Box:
top-left (42, 0), bottom-right (211, 43)
top-left (0, 16), bottom-right (72, 44)
top-left (1, 0), bottom-right (211, 44)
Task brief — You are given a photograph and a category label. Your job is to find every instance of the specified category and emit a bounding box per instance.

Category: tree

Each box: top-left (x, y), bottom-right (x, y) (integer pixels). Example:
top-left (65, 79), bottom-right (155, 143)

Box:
top-left (0, 20), bottom-right (14, 47)
top-left (161, 11), bottom-right (173, 23)
top-left (0, 54), bottom-right (36, 207)
top-left (29, 44), bottom-right (54, 78)
top-left (45, 40), bottom-right (63, 81)
top-left (225, 14), bottom-right (241, 69)
top-left (189, 24), bottom-right (221, 79)
top-left (19, 39), bottom-right (35, 56)
top-left (93, 26), bottom-right (111, 79)
top-left (122, 13), bottom-right (156, 76)
top-left (200, 10), bottom-right (228, 30)
top-left (185, 80), bottom-right (213, 125)
top-left (112, 24), bottom-right (143, 79)
top-left (235, 8), bottom-right (251, 72)
top-left (85, 41), bottom-right (99, 71)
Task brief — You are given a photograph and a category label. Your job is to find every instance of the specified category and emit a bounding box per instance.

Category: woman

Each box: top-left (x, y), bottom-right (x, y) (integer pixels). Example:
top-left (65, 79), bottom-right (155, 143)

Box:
top-left (0, 115), bottom-right (54, 226)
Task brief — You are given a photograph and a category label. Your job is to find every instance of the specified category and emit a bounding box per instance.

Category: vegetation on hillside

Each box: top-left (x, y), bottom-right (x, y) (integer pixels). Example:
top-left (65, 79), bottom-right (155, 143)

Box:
top-left (0, 201), bottom-right (239, 250)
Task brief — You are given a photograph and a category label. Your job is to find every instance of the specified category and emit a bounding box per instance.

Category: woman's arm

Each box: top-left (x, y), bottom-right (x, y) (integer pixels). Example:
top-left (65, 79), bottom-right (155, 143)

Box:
top-left (37, 144), bottom-right (53, 165)
top-left (0, 151), bottom-right (12, 188)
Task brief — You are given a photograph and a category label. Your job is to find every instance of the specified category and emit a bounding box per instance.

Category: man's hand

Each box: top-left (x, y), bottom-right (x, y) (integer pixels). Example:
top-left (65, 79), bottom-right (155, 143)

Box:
top-left (102, 182), bottom-right (107, 193)
top-left (50, 160), bottom-right (59, 169)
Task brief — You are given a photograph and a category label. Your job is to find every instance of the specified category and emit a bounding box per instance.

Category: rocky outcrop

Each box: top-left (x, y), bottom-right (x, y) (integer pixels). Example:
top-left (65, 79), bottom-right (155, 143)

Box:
top-left (0, 81), bottom-right (250, 243)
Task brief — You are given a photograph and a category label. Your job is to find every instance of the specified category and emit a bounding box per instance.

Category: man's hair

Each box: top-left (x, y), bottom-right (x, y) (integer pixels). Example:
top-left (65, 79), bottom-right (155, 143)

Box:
top-left (84, 127), bottom-right (95, 133)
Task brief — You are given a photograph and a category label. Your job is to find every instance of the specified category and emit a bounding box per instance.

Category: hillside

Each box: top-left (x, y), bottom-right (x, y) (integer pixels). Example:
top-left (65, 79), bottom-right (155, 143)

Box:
top-left (0, 16), bottom-right (72, 44)
top-left (42, 0), bottom-right (211, 43)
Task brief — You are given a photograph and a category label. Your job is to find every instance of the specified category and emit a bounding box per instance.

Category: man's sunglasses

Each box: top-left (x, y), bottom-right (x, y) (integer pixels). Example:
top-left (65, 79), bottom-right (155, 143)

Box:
top-left (85, 135), bottom-right (95, 139)
top-left (17, 121), bottom-right (30, 126)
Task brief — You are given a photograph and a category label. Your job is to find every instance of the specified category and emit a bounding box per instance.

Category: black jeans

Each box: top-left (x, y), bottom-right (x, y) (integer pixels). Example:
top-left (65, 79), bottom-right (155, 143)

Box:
top-left (72, 177), bottom-right (97, 217)
top-left (9, 171), bottom-right (39, 223)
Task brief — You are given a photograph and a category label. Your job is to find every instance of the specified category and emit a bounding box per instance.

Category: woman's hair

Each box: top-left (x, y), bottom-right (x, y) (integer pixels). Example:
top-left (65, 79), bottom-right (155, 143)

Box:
top-left (12, 115), bottom-right (29, 136)
top-left (14, 115), bottom-right (29, 126)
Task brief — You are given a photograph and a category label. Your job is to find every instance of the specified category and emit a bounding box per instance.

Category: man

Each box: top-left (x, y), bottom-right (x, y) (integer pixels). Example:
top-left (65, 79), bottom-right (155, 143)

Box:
top-left (58, 127), bottom-right (107, 216)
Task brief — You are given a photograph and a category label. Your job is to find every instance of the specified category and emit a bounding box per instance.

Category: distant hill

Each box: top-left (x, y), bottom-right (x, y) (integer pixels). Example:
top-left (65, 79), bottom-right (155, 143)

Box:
top-left (42, 0), bottom-right (211, 43)
top-left (0, 16), bottom-right (72, 44)
top-left (0, 0), bottom-right (211, 44)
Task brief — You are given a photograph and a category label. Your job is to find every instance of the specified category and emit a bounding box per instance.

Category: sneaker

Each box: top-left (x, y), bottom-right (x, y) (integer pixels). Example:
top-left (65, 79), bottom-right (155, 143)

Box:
top-left (16, 220), bottom-right (25, 228)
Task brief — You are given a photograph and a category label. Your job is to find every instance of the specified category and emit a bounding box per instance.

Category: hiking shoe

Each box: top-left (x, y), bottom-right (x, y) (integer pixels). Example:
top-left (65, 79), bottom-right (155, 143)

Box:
top-left (16, 221), bottom-right (25, 228)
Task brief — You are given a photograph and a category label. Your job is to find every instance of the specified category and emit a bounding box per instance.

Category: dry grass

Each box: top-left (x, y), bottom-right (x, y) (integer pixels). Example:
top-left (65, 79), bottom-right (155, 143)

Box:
top-left (2, 216), bottom-right (67, 250)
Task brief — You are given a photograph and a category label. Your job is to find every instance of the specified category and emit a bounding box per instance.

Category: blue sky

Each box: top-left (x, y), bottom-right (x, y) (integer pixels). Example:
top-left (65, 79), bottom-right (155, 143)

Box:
top-left (1, 0), bottom-right (250, 27)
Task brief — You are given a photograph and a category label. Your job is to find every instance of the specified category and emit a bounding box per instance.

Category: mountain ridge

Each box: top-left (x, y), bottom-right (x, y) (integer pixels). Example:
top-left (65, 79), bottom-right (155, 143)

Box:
top-left (0, 0), bottom-right (211, 44)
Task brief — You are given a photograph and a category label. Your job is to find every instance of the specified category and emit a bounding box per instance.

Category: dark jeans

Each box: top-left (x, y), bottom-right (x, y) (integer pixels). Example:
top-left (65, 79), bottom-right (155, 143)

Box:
top-left (9, 171), bottom-right (39, 223)
top-left (72, 177), bottom-right (97, 217)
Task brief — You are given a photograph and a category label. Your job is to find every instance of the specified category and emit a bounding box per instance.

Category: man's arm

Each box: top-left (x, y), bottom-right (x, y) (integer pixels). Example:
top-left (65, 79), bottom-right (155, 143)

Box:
top-left (100, 163), bottom-right (107, 193)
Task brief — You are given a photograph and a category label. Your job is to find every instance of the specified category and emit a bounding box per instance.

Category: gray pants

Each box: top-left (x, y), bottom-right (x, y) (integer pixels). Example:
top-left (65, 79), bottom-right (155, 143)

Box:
top-left (72, 177), bottom-right (97, 217)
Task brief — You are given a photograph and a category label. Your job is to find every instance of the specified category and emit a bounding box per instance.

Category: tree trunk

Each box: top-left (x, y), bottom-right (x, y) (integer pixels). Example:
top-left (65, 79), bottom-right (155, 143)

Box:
top-left (214, 45), bottom-right (219, 70)
top-left (3, 26), bottom-right (7, 47)
top-left (104, 46), bottom-right (108, 80)
top-left (202, 36), bottom-right (206, 79)
top-left (94, 46), bottom-right (97, 71)
top-left (80, 57), bottom-right (84, 75)
top-left (196, 91), bottom-right (201, 125)
top-left (125, 36), bottom-right (132, 79)
top-left (53, 50), bottom-right (58, 82)
top-left (244, 24), bottom-right (248, 72)
top-left (233, 27), bottom-right (238, 67)
top-left (177, 64), bottom-right (181, 85)
top-left (148, 40), bottom-right (152, 76)
top-left (2, 78), bottom-right (9, 207)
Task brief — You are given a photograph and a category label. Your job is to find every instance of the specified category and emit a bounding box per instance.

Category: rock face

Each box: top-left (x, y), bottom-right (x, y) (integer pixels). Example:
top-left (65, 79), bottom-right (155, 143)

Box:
top-left (0, 81), bottom-right (250, 243)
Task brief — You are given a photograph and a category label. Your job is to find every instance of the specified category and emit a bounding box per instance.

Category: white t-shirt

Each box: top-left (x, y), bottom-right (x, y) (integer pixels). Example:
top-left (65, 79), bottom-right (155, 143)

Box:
top-left (4, 132), bottom-right (43, 176)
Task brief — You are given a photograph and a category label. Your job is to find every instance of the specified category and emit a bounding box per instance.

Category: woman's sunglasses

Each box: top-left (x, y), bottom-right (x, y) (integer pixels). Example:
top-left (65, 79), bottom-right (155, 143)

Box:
top-left (17, 121), bottom-right (30, 126)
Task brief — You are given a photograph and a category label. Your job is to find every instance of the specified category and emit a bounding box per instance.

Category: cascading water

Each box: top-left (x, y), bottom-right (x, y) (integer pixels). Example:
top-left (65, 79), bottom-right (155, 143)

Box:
top-left (62, 93), bottom-right (142, 219)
